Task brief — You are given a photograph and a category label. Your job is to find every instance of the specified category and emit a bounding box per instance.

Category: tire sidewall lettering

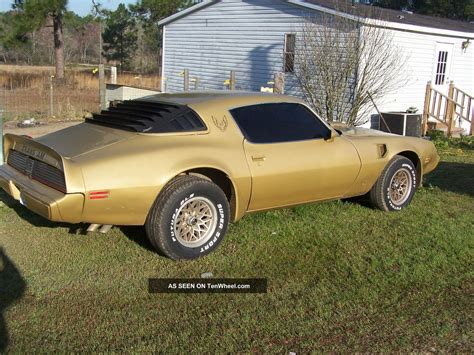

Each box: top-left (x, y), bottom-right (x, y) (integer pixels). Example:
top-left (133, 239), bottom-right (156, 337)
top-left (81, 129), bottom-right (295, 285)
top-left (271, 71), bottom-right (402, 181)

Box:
top-left (168, 191), bottom-right (227, 254)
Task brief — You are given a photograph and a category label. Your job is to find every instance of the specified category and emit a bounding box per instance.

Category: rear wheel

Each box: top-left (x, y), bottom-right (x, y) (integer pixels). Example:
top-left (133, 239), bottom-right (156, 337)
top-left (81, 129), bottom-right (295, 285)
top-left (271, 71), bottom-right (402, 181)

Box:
top-left (145, 175), bottom-right (230, 260)
top-left (369, 155), bottom-right (417, 211)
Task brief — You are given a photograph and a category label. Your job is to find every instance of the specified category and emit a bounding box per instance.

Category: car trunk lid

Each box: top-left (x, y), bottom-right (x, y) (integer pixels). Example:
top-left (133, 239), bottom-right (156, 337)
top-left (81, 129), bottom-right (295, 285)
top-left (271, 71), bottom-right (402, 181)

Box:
top-left (34, 122), bottom-right (134, 158)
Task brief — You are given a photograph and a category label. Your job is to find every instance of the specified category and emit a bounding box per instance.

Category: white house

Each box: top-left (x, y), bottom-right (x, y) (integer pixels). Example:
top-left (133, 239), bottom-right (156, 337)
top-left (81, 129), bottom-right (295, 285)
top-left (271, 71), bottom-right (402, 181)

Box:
top-left (159, 0), bottom-right (474, 130)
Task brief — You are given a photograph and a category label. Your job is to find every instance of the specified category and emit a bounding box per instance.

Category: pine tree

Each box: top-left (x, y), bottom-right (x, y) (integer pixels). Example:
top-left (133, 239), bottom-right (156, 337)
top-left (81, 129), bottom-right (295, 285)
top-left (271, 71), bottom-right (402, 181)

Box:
top-left (102, 4), bottom-right (137, 71)
top-left (374, 0), bottom-right (410, 10)
top-left (10, 0), bottom-right (68, 78)
top-left (129, 0), bottom-right (194, 71)
top-left (414, 0), bottom-right (474, 20)
top-left (130, 0), bottom-right (194, 22)
top-left (374, 0), bottom-right (474, 20)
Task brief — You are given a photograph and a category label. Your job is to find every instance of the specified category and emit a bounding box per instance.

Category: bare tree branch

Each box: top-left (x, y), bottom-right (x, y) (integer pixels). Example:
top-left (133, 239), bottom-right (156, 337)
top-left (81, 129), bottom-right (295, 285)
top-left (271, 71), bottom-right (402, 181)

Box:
top-left (294, 8), bottom-right (407, 126)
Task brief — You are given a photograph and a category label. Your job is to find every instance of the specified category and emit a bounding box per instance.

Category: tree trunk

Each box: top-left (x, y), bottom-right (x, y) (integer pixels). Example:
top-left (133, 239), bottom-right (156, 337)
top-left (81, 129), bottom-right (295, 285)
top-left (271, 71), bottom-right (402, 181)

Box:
top-left (53, 13), bottom-right (65, 79)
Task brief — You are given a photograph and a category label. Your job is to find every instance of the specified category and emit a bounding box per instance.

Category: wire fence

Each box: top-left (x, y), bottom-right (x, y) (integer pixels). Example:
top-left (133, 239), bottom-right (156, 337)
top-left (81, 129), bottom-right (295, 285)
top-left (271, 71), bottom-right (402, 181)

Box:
top-left (0, 67), bottom-right (161, 122)
top-left (1, 86), bottom-right (99, 122)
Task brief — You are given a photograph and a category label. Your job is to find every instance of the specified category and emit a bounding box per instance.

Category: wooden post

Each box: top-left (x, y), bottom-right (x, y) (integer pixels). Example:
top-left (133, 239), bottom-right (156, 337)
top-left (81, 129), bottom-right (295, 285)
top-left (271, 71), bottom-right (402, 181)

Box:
top-left (110, 66), bottom-right (117, 84)
top-left (422, 81), bottom-right (431, 136)
top-left (274, 72), bottom-right (285, 94)
top-left (0, 105), bottom-right (3, 165)
top-left (184, 69), bottom-right (189, 91)
top-left (468, 98), bottom-right (473, 136)
top-left (99, 21), bottom-right (103, 65)
top-left (49, 75), bottom-right (54, 119)
top-left (446, 81), bottom-right (455, 137)
top-left (229, 71), bottom-right (236, 91)
top-left (99, 64), bottom-right (106, 110)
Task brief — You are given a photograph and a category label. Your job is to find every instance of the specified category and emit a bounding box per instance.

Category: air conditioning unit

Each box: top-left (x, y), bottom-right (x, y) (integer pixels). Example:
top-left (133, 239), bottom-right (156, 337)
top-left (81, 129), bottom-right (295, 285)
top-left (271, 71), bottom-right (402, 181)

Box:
top-left (378, 112), bottom-right (422, 137)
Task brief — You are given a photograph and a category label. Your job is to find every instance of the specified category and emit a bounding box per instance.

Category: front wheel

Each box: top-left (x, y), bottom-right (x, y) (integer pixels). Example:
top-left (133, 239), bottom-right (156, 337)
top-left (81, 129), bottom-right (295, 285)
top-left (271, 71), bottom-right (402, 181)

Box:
top-left (145, 175), bottom-right (230, 260)
top-left (369, 155), bottom-right (417, 211)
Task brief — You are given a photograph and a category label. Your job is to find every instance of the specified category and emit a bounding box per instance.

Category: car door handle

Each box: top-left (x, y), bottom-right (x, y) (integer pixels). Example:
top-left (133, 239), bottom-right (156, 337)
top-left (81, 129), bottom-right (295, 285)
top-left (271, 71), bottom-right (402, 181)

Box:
top-left (251, 155), bottom-right (266, 162)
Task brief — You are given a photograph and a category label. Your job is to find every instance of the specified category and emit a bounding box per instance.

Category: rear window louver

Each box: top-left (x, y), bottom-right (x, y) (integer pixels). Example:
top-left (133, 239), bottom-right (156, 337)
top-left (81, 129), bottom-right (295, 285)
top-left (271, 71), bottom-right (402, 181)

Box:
top-left (86, 100), bottom-right (207, 133)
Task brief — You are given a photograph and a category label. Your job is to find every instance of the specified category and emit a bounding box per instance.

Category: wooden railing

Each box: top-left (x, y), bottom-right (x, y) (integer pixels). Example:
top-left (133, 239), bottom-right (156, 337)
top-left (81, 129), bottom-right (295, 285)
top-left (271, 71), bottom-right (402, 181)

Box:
top-left (423, 81), bottom-right (473, 137)
top-left (454, 86), bottom-right (473, 133)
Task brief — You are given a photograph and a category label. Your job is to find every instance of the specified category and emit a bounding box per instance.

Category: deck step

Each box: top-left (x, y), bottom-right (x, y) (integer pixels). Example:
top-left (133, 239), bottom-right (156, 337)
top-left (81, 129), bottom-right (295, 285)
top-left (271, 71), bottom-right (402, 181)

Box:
top-left (429, 122), bottom-right (466, 137)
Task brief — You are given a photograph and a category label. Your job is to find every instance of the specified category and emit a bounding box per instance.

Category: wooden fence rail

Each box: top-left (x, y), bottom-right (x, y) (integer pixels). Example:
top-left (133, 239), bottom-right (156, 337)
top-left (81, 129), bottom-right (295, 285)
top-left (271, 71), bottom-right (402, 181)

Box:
top-left (423, 81), bottom-right (473, 137)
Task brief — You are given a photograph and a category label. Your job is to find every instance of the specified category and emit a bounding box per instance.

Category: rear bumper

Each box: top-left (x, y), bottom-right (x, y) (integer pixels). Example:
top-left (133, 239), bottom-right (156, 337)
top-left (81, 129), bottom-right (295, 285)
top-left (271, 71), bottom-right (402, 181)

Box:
top-left (0, 164), bottom-right (84, 223)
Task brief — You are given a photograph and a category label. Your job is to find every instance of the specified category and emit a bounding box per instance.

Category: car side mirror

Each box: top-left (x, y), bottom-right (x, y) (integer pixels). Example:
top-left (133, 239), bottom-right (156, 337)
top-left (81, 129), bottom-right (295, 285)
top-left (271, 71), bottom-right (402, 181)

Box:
top-left (324, 130), bottom-right (336, 142)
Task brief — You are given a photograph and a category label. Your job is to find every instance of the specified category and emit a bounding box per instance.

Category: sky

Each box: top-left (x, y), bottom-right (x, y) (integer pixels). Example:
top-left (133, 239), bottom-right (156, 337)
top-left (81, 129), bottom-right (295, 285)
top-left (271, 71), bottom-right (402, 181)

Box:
top-left (0, 0), bottom-right (137, 16)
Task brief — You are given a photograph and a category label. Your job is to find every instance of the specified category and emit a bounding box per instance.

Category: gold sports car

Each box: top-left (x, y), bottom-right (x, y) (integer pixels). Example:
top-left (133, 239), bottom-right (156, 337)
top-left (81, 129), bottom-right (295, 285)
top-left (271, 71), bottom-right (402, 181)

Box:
top-left (0, 92), bottom-right (439, 259)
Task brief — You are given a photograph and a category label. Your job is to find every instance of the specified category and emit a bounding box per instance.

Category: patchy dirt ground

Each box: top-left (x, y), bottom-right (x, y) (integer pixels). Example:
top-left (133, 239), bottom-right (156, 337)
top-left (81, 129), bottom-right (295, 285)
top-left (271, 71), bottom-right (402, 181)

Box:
top-left (2, 120), bottom-right (83, 138)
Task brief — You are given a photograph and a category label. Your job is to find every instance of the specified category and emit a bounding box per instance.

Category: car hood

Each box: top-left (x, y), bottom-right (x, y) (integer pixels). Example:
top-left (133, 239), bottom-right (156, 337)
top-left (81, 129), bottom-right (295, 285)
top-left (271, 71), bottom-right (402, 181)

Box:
top-left (35, 122), bottom-right (134, 159)
top-left (332, 124), bottom-right (396, 137)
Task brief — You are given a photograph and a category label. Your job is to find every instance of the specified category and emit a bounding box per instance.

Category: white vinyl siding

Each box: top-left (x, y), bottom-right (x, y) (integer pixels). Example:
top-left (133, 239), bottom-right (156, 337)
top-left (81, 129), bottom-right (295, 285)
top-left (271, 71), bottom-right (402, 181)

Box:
top-left (370, 30), bottom-right (474, 119)
top-left (162, 0), bottom-right (474, 125)
top-left (163, 0), bottom-right (310, 96)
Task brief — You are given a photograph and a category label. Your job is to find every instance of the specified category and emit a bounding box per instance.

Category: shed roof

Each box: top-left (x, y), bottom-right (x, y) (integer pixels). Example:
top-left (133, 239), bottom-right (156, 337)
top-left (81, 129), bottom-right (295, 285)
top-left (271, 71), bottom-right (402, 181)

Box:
top-left (304, 0), bottom-right (474, 33)
top-left (159, 0), bottom-right (474, 36)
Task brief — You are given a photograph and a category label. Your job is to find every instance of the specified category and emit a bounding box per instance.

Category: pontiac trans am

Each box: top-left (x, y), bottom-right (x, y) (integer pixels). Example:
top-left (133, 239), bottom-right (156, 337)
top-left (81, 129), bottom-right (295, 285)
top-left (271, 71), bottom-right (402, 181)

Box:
top-left (0, 92), bottom-right (439, 259)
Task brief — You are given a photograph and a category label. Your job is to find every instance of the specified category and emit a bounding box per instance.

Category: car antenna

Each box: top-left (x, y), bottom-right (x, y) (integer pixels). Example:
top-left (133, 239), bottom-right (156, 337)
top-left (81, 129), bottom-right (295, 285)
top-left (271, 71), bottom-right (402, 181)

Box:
top-left (368, 91), bottom-right (392, 134)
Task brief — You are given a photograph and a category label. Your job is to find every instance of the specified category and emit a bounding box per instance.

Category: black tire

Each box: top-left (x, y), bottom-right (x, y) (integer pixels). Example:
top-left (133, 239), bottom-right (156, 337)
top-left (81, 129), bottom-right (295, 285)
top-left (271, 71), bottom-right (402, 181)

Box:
top-left (145, 175), bottom-right (230, 260)
top-left (369, 155), bottom-right (417, 211)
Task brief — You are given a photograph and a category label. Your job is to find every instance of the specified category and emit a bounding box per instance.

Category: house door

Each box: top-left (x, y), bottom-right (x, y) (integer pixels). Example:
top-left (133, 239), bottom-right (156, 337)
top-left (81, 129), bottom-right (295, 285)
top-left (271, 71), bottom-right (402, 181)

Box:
top-left (432, 43), bottom-right (453, 94)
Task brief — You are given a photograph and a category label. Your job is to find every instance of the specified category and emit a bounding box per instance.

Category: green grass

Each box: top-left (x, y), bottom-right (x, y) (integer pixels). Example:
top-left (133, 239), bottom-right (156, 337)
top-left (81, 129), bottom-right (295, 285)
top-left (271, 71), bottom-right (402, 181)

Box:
top-left (0, 144), bottom-right (473, 352)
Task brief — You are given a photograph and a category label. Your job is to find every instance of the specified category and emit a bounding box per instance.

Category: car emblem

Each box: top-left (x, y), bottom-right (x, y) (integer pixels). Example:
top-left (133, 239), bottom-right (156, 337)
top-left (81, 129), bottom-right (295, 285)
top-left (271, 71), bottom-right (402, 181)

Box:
top-left (24, 157), bottom-right (35, 178)
top-left (212, 115), bottom-right (228, 132)
top-left (17, 144), bottom-right (46, 161)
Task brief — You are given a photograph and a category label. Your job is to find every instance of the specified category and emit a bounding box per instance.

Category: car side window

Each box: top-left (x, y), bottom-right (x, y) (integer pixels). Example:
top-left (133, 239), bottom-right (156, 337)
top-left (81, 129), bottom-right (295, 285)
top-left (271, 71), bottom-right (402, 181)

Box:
top-left (230, 103), bottom-right (331, 144)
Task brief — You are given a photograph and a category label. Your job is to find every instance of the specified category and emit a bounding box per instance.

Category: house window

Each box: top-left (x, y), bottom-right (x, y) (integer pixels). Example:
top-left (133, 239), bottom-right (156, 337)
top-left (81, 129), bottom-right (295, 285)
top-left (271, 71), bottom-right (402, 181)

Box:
top-left (435, 51), bottom-right (449, 85)
top-left (284, 34), bottom-right (296, 73)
